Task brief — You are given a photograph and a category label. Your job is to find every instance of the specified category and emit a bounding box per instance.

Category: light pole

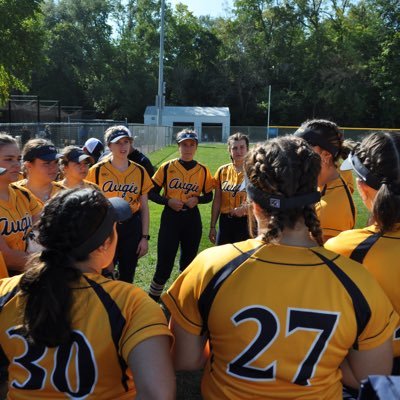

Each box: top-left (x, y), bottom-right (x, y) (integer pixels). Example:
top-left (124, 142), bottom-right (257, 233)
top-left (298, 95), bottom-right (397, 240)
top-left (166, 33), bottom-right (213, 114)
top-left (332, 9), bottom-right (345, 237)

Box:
top-left (156, 0), bottom-right (166, 126)
top-left (267, 85), bottom-right (271, 139)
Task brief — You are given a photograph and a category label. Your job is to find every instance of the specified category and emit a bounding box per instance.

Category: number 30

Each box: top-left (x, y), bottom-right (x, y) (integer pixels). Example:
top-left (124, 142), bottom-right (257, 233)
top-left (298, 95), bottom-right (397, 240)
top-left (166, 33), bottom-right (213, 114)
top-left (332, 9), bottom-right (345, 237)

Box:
top-left (8, 327), bottom-right (97, 397)
top-left (227, 306), bottom-right (339, 386)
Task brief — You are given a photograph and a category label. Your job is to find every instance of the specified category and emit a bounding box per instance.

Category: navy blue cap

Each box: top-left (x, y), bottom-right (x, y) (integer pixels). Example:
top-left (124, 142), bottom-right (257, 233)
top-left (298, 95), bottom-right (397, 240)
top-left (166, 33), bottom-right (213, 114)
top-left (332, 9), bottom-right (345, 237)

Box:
top-left (23, 145), bottom-right (63, 162)
top-left (176, 131), bottom-right (198, 143)
top-left (66, 148), bottom-right (94, 164)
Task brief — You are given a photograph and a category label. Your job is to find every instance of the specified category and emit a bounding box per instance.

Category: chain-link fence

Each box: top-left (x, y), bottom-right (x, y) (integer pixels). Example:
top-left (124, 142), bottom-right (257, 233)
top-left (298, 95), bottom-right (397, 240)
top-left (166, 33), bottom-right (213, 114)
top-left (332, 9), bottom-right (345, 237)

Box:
top-left (0, 122), bottom-right (174, 154)
top-left (229, 126), bottom-right (400, 143)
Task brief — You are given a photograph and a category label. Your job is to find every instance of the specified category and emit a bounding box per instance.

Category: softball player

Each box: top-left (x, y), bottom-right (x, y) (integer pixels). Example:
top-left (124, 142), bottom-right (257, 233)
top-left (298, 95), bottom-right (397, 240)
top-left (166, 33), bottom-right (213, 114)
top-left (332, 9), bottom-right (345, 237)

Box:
top-left (59, 146), bottom-right (98, 189)
top-left (0, 134), bottom-right (41, 274)
top-left (83, 137), bottom-right (104, 163)
top-left (209, 132), bottom-right (250, 245)
top-left (295, 119), bottom-right (356, 241)
top-left (0, 188), bottom-right (175, 399)
top-left (148, 129), bottom-right (214, 302)
top-left (86, 125), bottom-right (153, 283)
top-left (13, 138), bottom-right (64, 208)
top-left (325, 131), bottom-right (400, 370)
top-left (162, 136), bottom-right (397, 400)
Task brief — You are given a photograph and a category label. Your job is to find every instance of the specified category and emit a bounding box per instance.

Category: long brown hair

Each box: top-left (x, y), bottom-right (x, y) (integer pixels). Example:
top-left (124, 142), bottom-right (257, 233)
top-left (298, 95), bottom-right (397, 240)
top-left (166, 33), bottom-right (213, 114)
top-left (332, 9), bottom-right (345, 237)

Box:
top-left (19, 189), bottom-right (111, 347)
top-left (245, 136), bottom-right (323, 245)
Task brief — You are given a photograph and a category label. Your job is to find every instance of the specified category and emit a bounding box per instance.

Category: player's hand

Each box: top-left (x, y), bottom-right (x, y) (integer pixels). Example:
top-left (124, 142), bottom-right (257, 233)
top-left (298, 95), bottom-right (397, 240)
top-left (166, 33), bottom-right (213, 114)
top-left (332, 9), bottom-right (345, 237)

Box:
top-left (185, 197), bottom-right (199, 209)
top-left (209, 227), bottom-right (217, 244)
top-left (168, 198), bottom-right (184, 212)
top-left (136, 238), bottom-right (149, 258)
top-left (230, 205), bottom-right (247, 217)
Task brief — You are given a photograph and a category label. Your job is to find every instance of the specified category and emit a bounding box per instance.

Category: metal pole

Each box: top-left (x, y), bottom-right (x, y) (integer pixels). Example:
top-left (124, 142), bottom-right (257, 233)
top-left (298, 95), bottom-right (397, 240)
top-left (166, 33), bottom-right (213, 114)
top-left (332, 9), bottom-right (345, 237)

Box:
top-left (267, 85), bottom-right (271, 139)
top-left (156, 0), bottom-right (165, 126)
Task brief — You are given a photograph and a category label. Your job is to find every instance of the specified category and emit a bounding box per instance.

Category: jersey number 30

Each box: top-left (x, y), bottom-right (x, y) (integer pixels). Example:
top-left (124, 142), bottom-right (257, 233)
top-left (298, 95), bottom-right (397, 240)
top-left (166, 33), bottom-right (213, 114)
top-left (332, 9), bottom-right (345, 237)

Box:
top-left (228, 306), bottom-right (339, 386)
top-left (7, 327), bottom-right (97, 398)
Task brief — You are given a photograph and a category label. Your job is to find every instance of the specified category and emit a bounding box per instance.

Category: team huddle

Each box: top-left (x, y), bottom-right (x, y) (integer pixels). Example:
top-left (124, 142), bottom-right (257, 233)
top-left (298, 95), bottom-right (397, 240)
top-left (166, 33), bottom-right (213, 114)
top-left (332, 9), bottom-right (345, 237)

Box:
top-left (0, 119), bottom-right (398, 399)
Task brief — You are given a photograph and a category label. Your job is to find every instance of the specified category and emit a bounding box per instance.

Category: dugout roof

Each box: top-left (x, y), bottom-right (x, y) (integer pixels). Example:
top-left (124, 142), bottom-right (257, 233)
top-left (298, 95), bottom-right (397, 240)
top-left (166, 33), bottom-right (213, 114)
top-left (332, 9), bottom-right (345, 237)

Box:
top-left (144, 106), bottom-right (230, 141)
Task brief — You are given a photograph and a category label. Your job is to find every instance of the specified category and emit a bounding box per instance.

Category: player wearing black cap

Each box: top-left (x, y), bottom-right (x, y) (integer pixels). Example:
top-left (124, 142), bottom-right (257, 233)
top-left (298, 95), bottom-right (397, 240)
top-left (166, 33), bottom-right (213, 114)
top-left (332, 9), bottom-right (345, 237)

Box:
top-left (148, 129), bottom-right (214, 302)
top-left (294, 119), bottom-right (356, 241)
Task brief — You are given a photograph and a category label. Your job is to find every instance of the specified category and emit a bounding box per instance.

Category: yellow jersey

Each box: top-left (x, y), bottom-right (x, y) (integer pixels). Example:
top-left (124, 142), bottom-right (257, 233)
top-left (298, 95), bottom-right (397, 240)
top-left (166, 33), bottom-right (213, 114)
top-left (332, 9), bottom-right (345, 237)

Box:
top-left (12, 180), bottom-right (65, 209)
top-left (214, 163), bottom-right (247, 214)
top-left (317, 174), bottom-right (356, 241)
top-left (152, 159), bottom-right (214, 202)
top-left (0, 185), bottom-right (41, 252)
top-left (163, 239), bottom-right (397, 400)
top-left (0, 273), bottom-right (172, 399)
top-left (87, 160), bottom-right (153, 214)
top-left (325, 224), bottom-right (400, 356)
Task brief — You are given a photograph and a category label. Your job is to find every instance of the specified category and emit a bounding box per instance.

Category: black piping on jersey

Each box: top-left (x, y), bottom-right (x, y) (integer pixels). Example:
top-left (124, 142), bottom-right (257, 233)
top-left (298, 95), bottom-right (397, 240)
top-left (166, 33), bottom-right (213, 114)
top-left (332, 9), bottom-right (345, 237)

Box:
top-left (198, 244), bottom-right (264, 335)
top-left (349, 233), bottom-right (382, 264)
top-left (0, 286), bottom-right (19, 367)
top-left (320, 177), bottom-right (355, 224)
top-left (310, 250), bottom-right (371, 350)
top-left (0, 286), bottom-right (19, 312)
top-left (162, 160), bottom-right (208, 197)
top-left (339, 176), bottom-right (356, 225)
top-left (84, 276), bottom-right (130, 392)
top-left (94, 161), bottom-right (145, 194)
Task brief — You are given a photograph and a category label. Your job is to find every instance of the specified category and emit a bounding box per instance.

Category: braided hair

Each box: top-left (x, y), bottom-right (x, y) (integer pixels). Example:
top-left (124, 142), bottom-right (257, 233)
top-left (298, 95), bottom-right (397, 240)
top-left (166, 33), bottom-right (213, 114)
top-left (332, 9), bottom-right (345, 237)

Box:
top-left (354, 131), bottom-right (400, 233)
top-left (245, 136), bottom-right (323, 245)
top-left (297, 119), bottom-right (354, 164)
top-left (19, 188), bottom-right (110, 347)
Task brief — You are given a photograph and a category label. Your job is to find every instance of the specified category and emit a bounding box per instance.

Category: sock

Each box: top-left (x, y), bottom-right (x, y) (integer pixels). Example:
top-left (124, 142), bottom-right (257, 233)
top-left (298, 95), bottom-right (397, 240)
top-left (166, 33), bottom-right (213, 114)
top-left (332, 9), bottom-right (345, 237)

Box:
top-left (148, 280), bottom-right (165, 302)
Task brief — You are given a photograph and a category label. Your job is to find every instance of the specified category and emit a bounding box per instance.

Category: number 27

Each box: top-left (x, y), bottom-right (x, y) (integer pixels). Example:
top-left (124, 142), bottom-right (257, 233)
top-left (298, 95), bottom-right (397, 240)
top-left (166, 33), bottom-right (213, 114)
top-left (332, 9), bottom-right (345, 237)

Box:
top-left (227, 306), bottom-right (339, 386)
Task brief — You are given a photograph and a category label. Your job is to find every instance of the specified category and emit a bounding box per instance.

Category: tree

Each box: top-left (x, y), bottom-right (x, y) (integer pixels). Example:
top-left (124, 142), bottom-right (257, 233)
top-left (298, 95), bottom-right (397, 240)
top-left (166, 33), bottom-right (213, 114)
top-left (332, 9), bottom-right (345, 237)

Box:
top-left (0, 0), bottom-right (45, 104)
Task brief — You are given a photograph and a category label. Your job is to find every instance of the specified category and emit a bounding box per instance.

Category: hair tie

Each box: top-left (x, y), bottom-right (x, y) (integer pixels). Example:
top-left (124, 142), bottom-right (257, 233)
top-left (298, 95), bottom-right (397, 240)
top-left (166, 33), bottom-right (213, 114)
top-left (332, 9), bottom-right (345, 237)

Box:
top-left (381, 177), bottom-right (391, 185)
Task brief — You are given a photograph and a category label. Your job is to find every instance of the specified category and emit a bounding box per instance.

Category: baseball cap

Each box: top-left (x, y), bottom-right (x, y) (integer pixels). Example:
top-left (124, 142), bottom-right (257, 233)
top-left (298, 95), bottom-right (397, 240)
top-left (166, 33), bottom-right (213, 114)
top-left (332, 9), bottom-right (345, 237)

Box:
top-left (340, 153), bottom-right (381, 190)
top-left (176, 130), bottom-right (198, 144)
top-left (84, 138), bottom-right (104, 154)
top-left (294, 128), bottom-right (339, 157)
top-left (71, 194), bottom-right (132, 257)
top-left (106, 126), bottom-right (132, 144)
top-left (23, 145), bottom-right (63, 162)
top-left (65, 148), bottom-right (94, 164)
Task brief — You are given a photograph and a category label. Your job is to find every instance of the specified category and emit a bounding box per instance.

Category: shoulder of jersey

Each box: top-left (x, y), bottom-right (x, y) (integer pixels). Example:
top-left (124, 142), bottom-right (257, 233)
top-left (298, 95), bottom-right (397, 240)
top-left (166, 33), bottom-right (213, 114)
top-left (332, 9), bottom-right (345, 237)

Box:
top-left (218, 163), bottom-right (233, 171)
top-left (128, 160), bottom-right (145, 170)
top-left (89, 159), bottom-right (110, 169)
top-left (9, 183), bottom-right (32, 199)
top-left (197, 160), bottom-right (211, 169)
top-left (11, 179), bottom-right (26, 188)
top-left (158, 158), bottom-right (178, 169)
top-left (53, 181), bottom-right (66, 189)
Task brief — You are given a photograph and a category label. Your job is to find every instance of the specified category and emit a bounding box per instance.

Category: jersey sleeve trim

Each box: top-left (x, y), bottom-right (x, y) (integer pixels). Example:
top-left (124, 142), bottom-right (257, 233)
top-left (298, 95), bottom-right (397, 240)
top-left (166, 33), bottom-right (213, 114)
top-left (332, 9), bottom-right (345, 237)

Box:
top-left (198, 244), bottom-right (264, 335)
top-left (84, 276), bottom-right (130, 392)
top-left (310, 250), bottom-right (371, 349)
top-left (349, 233), bottom-right (381, 264)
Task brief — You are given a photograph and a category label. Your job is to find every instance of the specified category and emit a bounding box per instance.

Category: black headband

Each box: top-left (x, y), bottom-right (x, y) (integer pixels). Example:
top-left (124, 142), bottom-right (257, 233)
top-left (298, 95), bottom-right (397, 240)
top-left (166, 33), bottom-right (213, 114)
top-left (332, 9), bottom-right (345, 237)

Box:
top-left (247, 183), bottom-right (321, 210)
top-left (344, 153), bottom-right (382, 190)
top-left (294, 128), bottom-right (339, 158)
top-left (70, 207), bottom-right (116, 258)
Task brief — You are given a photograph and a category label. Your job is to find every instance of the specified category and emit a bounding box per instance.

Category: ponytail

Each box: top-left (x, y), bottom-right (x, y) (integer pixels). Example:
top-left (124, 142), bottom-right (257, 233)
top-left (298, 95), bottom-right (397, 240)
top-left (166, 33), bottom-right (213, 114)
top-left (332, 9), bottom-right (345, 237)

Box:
top-left (19, 250), bottom-right (82, 347)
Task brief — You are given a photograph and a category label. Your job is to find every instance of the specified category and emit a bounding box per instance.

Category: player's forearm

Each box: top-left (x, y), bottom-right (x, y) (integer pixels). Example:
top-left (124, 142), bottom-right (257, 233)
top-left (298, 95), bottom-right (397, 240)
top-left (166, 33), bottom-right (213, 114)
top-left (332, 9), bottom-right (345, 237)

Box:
top-left (210, 188), bottom-right (221, 227)
top-left (148, 184), bottom-right (168, 206)
top-left (140, 195), bottom-right (150, 235)
top-left (197, 191), bottom-right (213, 204)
